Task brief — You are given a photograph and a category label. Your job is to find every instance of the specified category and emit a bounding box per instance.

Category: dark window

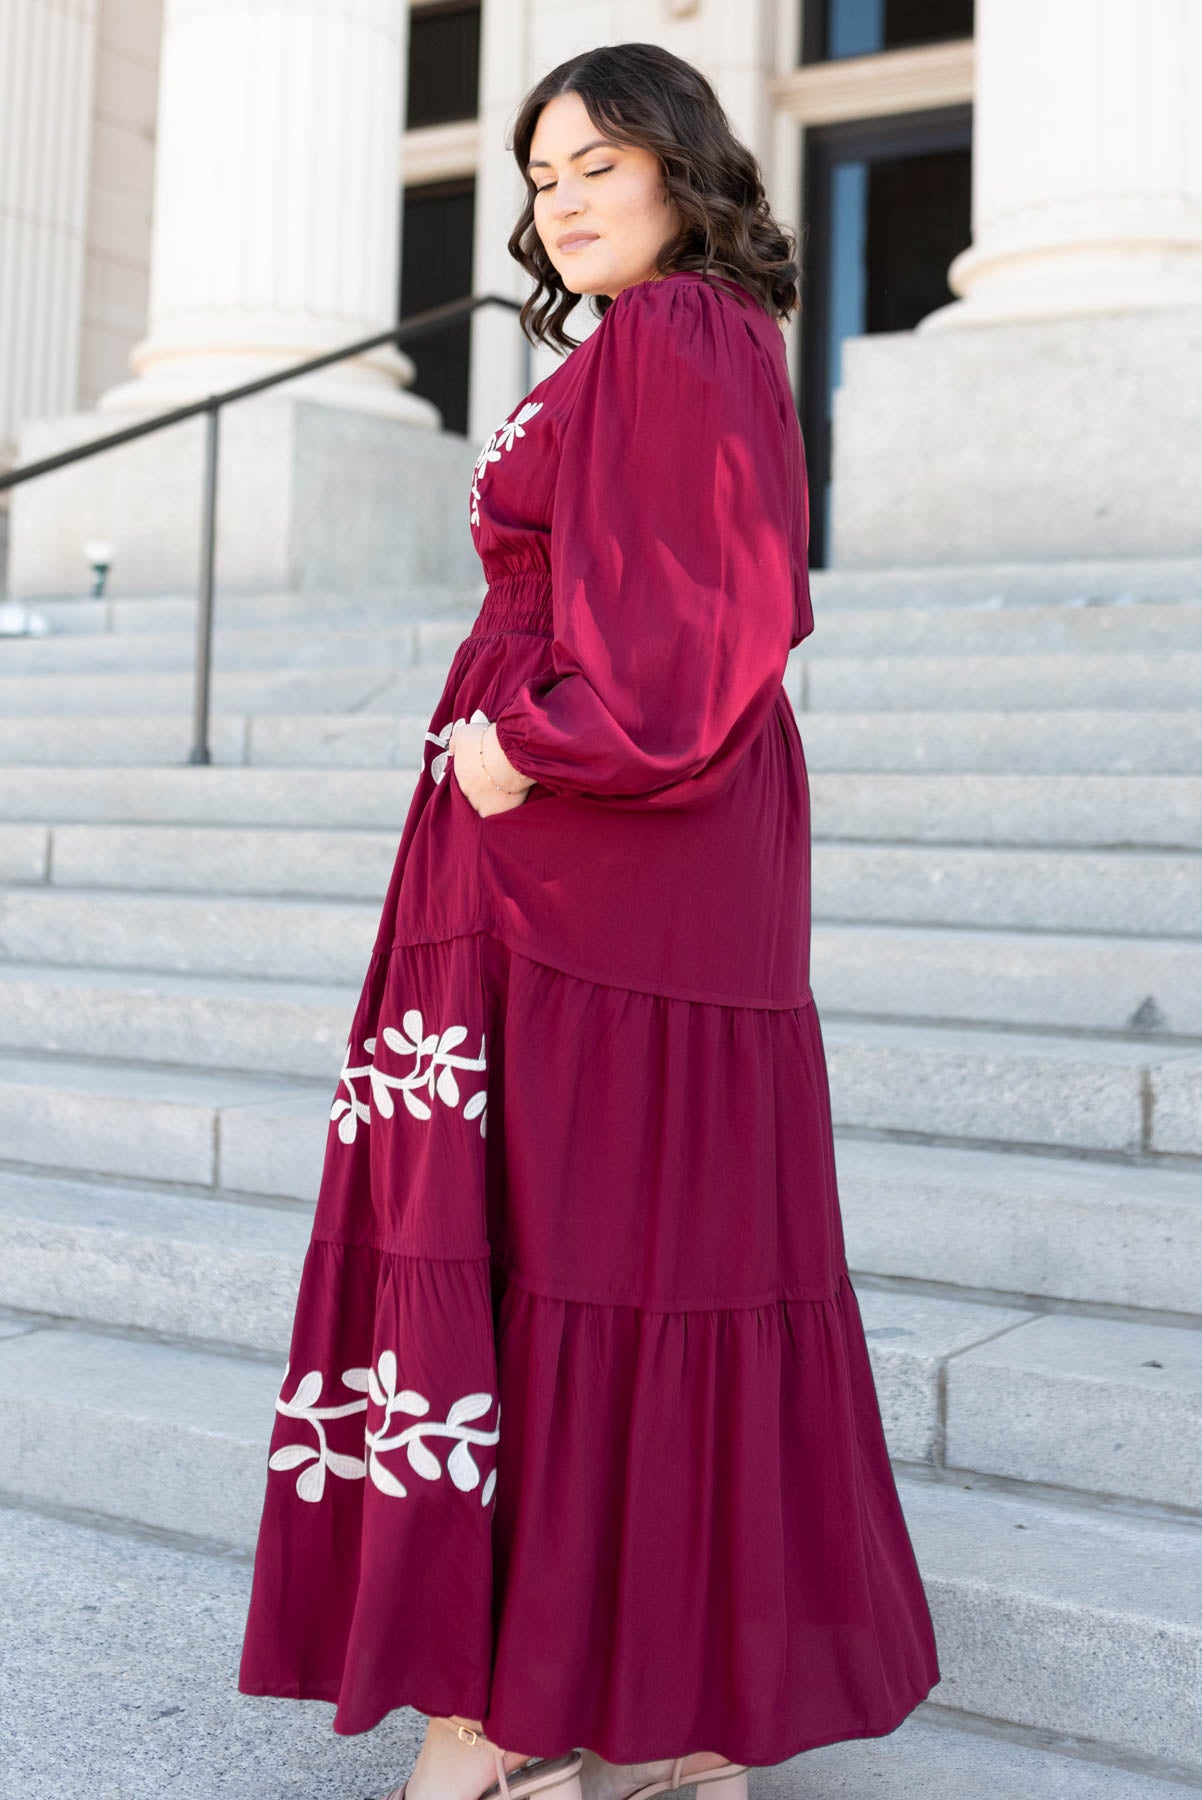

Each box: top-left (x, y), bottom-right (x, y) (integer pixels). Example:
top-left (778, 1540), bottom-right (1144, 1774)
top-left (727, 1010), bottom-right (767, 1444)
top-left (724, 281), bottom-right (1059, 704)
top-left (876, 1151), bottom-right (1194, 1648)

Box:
top-left (399, 179), bottom-right (476, 435)
top-left (800, 110), bottom-right (971, 564)
top-left (406, 0), bottom-right (480, 128)
top-left (803, 0), bottom-right (974, 63)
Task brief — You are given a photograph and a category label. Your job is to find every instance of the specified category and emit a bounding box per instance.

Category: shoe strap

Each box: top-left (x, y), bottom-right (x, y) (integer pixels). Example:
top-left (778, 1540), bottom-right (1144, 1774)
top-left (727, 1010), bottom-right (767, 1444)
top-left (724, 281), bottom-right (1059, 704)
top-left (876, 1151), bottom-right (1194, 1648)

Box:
top-left (436, 1717), bottom-right (536, 1798)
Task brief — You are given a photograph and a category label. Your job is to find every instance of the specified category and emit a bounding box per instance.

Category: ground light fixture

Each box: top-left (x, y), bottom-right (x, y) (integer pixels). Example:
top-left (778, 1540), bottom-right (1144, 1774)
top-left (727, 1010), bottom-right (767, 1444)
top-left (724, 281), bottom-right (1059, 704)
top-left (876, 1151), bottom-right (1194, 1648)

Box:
top-left (85, 538), bottom-right (115, 597)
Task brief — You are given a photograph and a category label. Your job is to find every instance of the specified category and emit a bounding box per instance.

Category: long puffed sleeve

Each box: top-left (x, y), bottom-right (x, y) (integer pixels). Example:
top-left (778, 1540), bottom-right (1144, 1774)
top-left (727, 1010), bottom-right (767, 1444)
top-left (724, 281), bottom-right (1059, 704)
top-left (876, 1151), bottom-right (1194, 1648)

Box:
top-left (490, 275), bottom-right (810, 811)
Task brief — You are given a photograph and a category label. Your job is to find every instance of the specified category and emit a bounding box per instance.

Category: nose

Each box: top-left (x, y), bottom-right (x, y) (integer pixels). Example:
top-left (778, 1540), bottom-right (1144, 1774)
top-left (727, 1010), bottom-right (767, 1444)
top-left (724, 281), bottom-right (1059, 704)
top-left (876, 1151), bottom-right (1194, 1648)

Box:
top-left (550, 179), bottom-right (587, 222)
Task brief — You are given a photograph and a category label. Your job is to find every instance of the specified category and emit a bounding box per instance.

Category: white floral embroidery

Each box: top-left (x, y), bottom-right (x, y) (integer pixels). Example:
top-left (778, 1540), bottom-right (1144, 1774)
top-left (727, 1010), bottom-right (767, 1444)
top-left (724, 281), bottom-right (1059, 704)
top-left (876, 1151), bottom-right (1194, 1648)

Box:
top-left (425, 706), bottom-right (491, 785)
top-left (332, 1009), bottom-right (488, 1143)
top-left (470, 400), bottom-right (542, 527)
top-left (270, 1351), bottom-right (500, 1506)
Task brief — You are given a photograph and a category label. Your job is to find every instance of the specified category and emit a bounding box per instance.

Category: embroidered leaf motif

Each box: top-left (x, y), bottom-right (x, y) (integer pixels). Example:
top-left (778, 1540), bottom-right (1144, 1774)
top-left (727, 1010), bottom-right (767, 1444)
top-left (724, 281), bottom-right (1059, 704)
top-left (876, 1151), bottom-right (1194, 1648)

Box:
top-left (470, 400), bottom-right (543, 527)
top-left (426, 708), bottom-right (491, 786)
top-left (407, 1436), bottom-right (442, 1480)
top-left (271, 1359), bottom-right (499, 1507)
top-left (296, 1458), bottom-right (327, 1503)
top-left (369, 1067), bottom-right (395, 1119)
top-left (447, 1439), bottom-right (480, 1491)
top-left (370, 1455), bottom-right (408, 1499)
top-left (289, 1370), bottom-right (323, 1411)
top-left (376, 1350), bottom-right (398, 1399)
top-left (447, 1394), bottom-right (493, 1427)
top-left (334, 1002), bottom-right (488, 1142)
top-left (325, 1451), bottom-right (367, 1480)
top-left (269, 1443), bottom-right (318, 1471)
top-left (482, 1468), bottom-right (497, 1506)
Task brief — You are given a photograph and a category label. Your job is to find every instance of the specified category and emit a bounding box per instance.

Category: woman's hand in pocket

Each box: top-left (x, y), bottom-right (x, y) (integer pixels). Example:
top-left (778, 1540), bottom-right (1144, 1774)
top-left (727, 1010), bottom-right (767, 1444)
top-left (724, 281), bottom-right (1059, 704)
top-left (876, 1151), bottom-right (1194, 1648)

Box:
top-left (449, 720), bottom-right (534, 817)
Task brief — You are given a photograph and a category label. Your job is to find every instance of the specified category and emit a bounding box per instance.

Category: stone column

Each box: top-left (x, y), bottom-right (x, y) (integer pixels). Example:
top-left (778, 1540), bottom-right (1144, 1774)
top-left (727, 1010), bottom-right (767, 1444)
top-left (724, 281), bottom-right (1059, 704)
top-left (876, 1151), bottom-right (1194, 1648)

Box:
top-left (829, 0), bottom-right (1202, 567)
top-left (925, 0), bottom-right (1202, 330)
top-left (100, 0), bottom-right (430, 421)
top-left (0, 0), bottom-right (98, 461)
top-left (9, 0), bottom-right (493, 598)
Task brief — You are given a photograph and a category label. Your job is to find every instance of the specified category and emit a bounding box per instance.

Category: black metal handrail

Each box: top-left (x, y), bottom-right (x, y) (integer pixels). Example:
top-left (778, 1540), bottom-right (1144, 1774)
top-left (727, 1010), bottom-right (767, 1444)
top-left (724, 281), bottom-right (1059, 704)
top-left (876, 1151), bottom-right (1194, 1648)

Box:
top-left (0, 292), bottom-right (526, 764)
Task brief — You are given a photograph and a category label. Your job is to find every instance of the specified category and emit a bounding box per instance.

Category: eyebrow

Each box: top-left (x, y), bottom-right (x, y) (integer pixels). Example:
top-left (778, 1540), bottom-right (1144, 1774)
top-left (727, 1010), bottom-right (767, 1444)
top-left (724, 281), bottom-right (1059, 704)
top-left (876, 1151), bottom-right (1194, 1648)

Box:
top-left (527, 138), bottom-right (620, 175)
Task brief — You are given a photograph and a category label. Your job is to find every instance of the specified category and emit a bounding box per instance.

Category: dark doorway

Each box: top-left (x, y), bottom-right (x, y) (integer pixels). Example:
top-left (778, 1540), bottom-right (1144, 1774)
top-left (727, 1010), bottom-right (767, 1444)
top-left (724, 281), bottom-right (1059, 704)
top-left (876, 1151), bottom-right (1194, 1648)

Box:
top-left (801, 111), bottom-right (971, 564)
top-left (399, 179), bottom-right (476, 436)
top-left (406, 0), bottom-right (481, 127)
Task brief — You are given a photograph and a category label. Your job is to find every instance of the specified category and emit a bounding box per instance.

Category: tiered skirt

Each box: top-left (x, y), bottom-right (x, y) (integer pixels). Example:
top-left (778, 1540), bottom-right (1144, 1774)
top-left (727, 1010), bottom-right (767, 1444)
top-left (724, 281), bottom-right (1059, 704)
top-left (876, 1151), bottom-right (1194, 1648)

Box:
top-left (237, 574), bottom-right (941, 1763)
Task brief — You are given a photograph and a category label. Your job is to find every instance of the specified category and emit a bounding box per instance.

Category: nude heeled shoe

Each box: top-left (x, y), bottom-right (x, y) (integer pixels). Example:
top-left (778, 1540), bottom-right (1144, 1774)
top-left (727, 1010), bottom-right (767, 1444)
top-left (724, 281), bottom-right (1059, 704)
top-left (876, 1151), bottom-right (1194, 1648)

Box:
top-left (371, 1713), bottom-right (585, 1800)
top-left (610, 1756), bottom-right (750, 1800)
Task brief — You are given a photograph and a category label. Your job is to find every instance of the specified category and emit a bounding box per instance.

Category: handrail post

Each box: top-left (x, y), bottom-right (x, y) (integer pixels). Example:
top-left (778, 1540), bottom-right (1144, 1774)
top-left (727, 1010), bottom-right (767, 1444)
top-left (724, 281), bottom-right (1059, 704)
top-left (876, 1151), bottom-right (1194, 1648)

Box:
top-left (0, 295), bottom-right (527, 770)
top-left (188, 401), bottom-right (220, 765)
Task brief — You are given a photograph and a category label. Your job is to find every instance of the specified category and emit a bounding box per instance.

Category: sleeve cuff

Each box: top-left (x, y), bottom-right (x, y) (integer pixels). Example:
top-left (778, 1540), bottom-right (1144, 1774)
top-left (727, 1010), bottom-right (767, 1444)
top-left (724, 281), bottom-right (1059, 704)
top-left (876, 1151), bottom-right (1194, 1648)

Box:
top-left (491, 711), bottom-right (544, 788)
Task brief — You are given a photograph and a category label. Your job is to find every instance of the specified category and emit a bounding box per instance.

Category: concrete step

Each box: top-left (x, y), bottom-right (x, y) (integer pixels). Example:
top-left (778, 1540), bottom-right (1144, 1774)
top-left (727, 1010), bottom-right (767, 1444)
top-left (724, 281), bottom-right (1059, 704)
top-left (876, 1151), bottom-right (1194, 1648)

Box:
top-left (901, 1476), bottom-right (1202, 1773)
top-left (815, 844), bottom-right (1202, 935)
top-left (0, 619), bottom-right (468, 674)
top-left (0, 819), bottom-right (401, 897)
top-left (23, 557), bottom-right (1202, 636)
top-left (4, 647), bottom-right (1202, 718)
top-left (4, 765), bottom-right (1200, 847)
top-left (939, 1306), bottom-right (1202, 1511)
top-left (863, 1289), bottom-right (1202, 1513)
top-left (800, 650), bottom-right (1202, 711)
top-left (29, 582), bottom-right (485, 635)
top-left (2, 1167), bottom-right (1198, 1512)
top-left (0, 1049), bottom-right (329, 1195)
top-left (0, 764), bottom-right (420, 826)
top-left (5, 706), bottom-right (1201, 773)
top-left (809, 556), bottom-right (1202, 608)
top-left (0, 994), bottom-right (1198, 1176)
top-left (811, 771), bottom-right (1202, 850)
top-left (10, 598), bottom-right (1202, 672)
top-left (0, 962), bottom-right (355, 1080)
top-left (836, 1137), bottom-right (1202, 1316)
top-left (14, 1135), bottom-right (1193, 1337)
top-left (799, 709), bottom-right (1202, 775)
top-left (0, 883), bottom-right (381, 983)
top-left (0, 709), bottom-right (431, 769)
top-left (815, 920), bottom-right (1202, 1036)
top-left (0, 662), bottom-right (451, 717)
top-left (4, 886), bottom-right (1200, 1035)
top-left (5, 823), bottom-right (1199, 936)
top-left (0, 1168), bottom-right (311, 1351)
top-left (0, 1318), bottom-right (1197, 1771)
top-left (823, 1015), bottom-right (1201, 1161)
top-left (4, 1505), bottom-right (1195, 1800)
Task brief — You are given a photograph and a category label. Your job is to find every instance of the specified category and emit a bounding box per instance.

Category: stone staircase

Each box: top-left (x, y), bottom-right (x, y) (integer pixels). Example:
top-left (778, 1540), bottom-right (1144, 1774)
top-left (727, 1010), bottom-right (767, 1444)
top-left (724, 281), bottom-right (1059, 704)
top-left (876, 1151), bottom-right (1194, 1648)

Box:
top-left (0, 566), bottom-right (1200, 1798)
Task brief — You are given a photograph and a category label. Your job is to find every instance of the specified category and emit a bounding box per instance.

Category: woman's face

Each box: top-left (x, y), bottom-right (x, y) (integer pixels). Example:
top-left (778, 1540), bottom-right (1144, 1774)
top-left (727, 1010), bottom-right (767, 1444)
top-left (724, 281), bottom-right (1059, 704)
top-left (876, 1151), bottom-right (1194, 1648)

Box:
top-left (527, 91), bottom-right (681, 301)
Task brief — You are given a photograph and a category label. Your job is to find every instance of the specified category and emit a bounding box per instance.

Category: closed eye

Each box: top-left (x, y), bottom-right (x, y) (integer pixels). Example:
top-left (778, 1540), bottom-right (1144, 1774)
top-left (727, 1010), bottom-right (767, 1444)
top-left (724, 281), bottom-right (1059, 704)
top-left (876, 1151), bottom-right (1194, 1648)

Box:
top-left (534, 166), bottom-right (613, 195)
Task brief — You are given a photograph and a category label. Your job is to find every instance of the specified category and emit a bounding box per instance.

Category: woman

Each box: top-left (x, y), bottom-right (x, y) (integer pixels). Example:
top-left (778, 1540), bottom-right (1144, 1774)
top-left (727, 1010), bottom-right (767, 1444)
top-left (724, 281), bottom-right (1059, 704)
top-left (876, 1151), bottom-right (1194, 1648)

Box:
top-left (238, 41), bottom-right (941, 1800)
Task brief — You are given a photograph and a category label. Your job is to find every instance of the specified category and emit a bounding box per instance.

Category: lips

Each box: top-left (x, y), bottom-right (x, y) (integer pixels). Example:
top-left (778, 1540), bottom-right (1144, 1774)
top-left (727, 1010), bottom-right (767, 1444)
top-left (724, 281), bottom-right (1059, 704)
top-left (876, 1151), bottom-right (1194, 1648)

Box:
top-left (559, 234), bottom-right (598, 249)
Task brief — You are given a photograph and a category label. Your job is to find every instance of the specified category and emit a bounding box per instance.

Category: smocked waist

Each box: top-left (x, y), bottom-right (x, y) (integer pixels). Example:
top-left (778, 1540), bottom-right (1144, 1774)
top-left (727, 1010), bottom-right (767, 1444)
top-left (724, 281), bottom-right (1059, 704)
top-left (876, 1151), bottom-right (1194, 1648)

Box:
top-left (468, 569), bottom-right (553, 639)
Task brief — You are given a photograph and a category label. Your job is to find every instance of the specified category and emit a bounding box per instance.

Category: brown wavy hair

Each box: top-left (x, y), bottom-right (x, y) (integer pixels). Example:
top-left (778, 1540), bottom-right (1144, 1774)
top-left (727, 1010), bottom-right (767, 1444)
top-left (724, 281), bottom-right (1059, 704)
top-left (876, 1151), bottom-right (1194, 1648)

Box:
top-left (506, 42), bottom-right (801, 351)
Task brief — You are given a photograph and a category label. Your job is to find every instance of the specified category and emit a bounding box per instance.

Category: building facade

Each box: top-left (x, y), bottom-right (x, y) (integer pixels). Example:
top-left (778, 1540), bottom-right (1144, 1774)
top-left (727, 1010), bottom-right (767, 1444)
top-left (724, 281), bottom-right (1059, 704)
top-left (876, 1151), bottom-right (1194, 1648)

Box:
top-left (2, 0), bottom-right (1200, 590)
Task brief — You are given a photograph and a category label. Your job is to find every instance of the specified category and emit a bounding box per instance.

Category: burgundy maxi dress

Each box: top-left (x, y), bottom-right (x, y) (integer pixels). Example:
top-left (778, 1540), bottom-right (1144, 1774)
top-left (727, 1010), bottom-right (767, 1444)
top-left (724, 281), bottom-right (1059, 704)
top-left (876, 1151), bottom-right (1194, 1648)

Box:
top-left (237, 269), bottom-right (941, 1765)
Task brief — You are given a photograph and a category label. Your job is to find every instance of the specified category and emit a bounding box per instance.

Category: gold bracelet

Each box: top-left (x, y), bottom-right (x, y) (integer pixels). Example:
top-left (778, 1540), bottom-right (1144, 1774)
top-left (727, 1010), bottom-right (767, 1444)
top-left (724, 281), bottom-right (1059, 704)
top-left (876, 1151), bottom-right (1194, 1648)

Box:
top-left (478, 720), bottom-right (529, 795)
